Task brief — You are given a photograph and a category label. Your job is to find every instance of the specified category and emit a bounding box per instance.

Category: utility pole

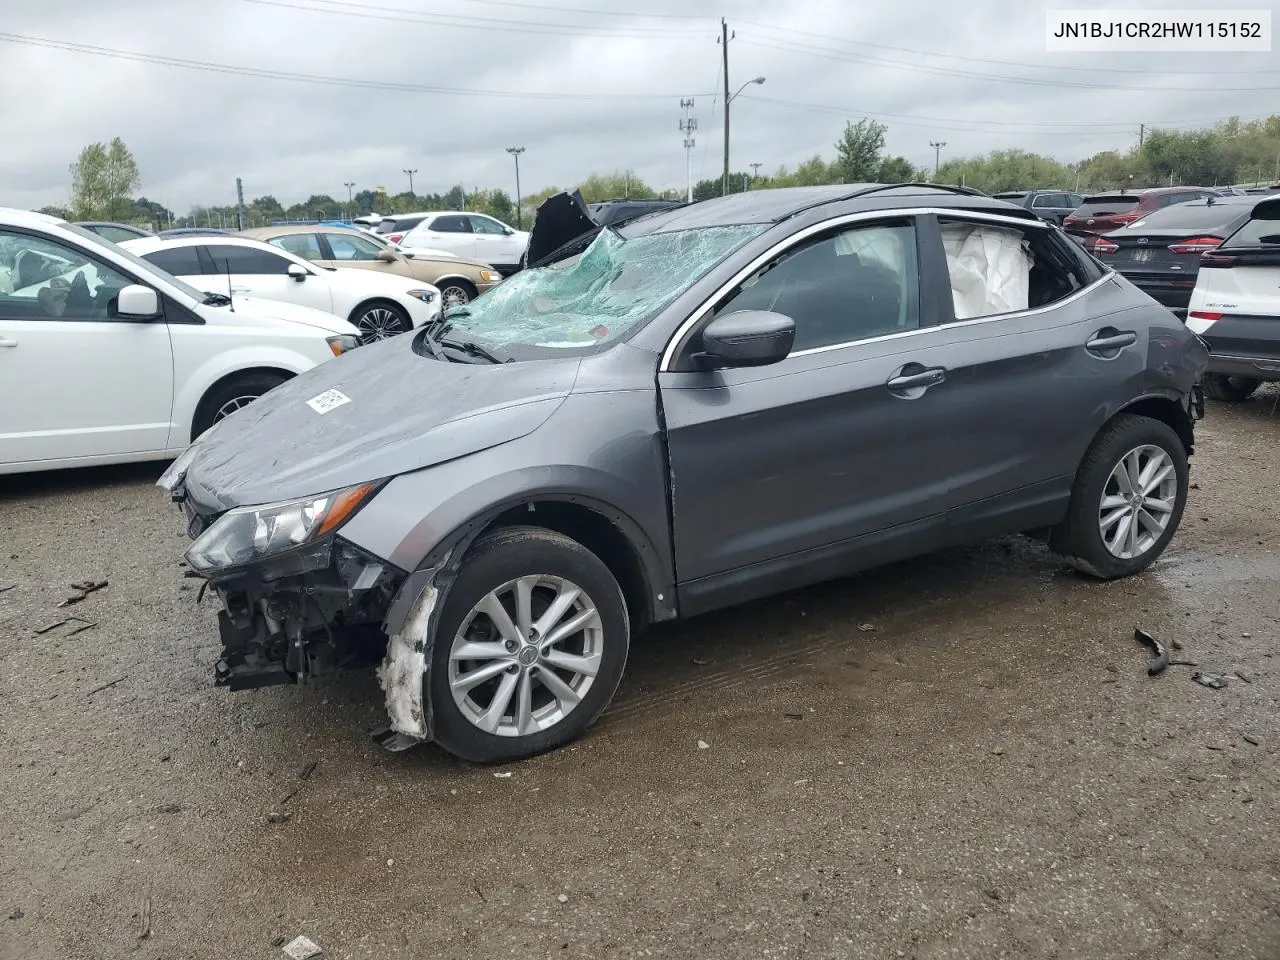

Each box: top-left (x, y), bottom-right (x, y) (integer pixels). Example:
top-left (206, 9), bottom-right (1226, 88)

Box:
top-left (403, 168), bottom-right (418, 198)
top-left (505, 146), bottom-right (525, 228)
top-left (1139, 123), bottom-right (1145, 149)
top-left (929, 141), bottom-right (946, 179)
top-left (680, 97), bottom-right (697, 204)
top-left (344, 181), bottom-right (355, 219)
top-left (235, 177), bottom-right (246, 231)
top-left (721, 17), bottom-right (730, 197)
top-left (750, 162), bottom-right (762, 182)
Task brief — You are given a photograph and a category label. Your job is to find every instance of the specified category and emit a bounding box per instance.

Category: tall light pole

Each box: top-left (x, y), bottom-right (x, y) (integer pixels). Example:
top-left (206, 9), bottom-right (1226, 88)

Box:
top-left (724, 73), bottom-right (765, 196)
top-left (402, 168), bottom-right (418, 198)
top-left (343, 181), bottom-right (355, 219)
top-left (750, 162), bottom-right (763, 183)
top-left (929, 141), bottom-right (946, 179)
top-left (505, 146), bottom-right (525, 228)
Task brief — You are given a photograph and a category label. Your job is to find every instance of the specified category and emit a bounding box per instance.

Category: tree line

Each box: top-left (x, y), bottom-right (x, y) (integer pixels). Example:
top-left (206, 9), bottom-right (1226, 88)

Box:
top-left (41, 115), bottom-right (1280, 231)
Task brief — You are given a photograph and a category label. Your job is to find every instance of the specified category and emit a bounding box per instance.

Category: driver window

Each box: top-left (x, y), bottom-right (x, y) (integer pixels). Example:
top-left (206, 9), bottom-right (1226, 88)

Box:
top-left (713, 221), bottom-right (919, 351)
top-left (0, 230), bottom-right (134, 321)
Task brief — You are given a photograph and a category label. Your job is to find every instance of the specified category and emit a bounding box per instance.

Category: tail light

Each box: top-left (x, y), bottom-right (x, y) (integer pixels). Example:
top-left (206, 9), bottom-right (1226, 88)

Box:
top-left (387, 234), bottom-right (404, 244)
top-left (1112, 212), bottom-right (1140, 225)
top-left (1094, 238), bottom-right (1119, 254)
top-left (1169, 237), bottom-right (1222, 254)
top-left (1188, 311), bottom-right (1222, 321)
top-left (1199, 252), bottom-right (1238, 268)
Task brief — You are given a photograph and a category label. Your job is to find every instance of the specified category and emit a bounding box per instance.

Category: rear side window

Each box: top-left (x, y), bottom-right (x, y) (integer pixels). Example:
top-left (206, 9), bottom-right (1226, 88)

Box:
top-left (432, 215), bottom-right (472, 233)
top-left (268, 233), bottom-right (324, 260)
top-left (1224, 212), bottom-right (1280, 247)
top-left (201, 244), bottom-right (295, 275)
top-left (141, 246), bottom-right (203, 277)
top-left (394, 216), bottom-right (426, 232)
top-left (1073, 197), bottom-right (1140, 217)
top-left (938, 218), bottom-right (1096, 320)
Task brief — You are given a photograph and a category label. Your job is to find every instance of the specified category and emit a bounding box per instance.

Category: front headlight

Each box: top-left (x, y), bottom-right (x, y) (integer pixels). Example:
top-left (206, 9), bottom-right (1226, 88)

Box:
top-left (185, 482), bottom-right (378, 573)
top-left (479, 270), bottom-right (499, 283)
top-left (406, 288), bottom-right (437, 303)
top-left (326, 333), bottom-right (362, 356)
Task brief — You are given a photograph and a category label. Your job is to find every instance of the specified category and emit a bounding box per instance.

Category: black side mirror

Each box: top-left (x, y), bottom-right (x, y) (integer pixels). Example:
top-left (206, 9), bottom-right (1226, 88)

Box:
top-left (695, 310), bottom-right (795, 369)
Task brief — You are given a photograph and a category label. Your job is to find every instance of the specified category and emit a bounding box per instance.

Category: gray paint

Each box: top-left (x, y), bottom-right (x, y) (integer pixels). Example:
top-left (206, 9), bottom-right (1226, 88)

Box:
top-left (178, 186), bottom-right (1206, 629)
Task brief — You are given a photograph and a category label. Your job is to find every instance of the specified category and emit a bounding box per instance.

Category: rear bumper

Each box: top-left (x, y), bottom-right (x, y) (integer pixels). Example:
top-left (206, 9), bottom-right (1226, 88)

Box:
top-left (1205, 353), bottom-right (1280, 381)
top-left (1118, 274), bottom-right (1195, 314)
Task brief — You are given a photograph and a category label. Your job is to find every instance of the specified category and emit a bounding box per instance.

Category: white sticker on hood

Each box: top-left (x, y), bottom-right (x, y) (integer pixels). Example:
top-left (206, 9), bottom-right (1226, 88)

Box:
top-left (306, 388), bottom-right (351, 414)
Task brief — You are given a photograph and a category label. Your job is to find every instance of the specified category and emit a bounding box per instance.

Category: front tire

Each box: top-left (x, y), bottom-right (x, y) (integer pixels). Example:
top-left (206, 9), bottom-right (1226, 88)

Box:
top-left (191, 371), bottom-right (288, 439)
top-left (428, 526), bottom-right (630, 763)
top-left (1051, 414), bottom-right (1189, 579)
top-left (1202, 374), bottom-right (1260, 403)
top-left (350, 300), bottom-right (411, 343)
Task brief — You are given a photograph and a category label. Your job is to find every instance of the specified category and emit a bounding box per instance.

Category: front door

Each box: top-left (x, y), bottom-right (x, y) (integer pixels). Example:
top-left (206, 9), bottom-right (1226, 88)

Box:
top-left (659, 217), bottom-right (960, 610)
top-left (0, 228), bottom-right (173, 466)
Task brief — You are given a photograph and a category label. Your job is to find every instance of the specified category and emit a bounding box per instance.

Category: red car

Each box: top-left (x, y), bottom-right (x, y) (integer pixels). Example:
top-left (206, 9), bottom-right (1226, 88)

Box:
top-left (1063, 187), bottom-right (1218, 247)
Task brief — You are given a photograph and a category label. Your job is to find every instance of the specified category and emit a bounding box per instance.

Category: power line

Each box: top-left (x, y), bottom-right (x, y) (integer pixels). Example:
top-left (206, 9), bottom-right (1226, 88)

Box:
top-left (737, 18), bottom-right (1280, 76)
top-left (242, 0), bottom-right (709, 38)
top-left (0, 33), bottom-right (710, 100)
top-left (736, 35), bottom-right (1280, 93)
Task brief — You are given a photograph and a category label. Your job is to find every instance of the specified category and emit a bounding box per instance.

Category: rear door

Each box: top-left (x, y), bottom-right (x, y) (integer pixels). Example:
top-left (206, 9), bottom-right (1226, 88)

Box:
top-left (0, 228), bottom-right (173, 466)
top-left (415, 215), bottom-right (476, 258)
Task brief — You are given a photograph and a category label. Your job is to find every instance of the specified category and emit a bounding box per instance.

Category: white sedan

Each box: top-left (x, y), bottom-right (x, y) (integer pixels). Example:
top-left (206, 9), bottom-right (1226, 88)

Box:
top-left (122, 235), bottom-right (441, 343)
top-left (397, 211), bottom-right (529, 275)
top-left (0, 207), bottom-right (363, 476)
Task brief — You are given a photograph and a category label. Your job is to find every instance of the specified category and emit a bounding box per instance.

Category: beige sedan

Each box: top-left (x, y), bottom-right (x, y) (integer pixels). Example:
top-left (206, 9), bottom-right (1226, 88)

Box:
top-left (240, 225), bottom-right (502, 310)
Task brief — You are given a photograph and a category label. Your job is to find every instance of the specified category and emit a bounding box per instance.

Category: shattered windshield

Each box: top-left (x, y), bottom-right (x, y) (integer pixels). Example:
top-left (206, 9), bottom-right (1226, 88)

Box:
top-left (439, 224), bottom-right (763, 357)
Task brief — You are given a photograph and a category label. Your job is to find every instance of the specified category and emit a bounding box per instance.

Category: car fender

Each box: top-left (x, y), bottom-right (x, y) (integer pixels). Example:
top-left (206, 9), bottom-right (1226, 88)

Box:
top-left (171, 344), bottom-right (325, 446)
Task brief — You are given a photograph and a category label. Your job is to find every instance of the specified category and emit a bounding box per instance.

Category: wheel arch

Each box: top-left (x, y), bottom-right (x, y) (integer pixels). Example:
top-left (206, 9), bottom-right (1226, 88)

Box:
top-left (1113, 392), bottom-right (1195, 455)
top-left (347, 296), bottom-right (411, 326)
top-left (190, 366), bottom-right (295, 440)
top-left (432, 273), bottom-right (479, 293)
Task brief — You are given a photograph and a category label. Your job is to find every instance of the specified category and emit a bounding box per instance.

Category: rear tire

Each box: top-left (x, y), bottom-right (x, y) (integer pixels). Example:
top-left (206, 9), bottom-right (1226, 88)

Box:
top-left (1050, 414), bottom-right (1188, 580)
top-left (191, 371), bottom-right (288, 439)
top-left (428, 526), bottom-right (629, 763)
top-left (1202, 374), bottom-right (1260, 402)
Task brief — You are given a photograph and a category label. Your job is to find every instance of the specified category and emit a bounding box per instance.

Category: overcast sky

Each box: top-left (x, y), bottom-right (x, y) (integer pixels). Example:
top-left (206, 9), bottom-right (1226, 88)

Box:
top-left (2, 0), bottom-right (1276, 214)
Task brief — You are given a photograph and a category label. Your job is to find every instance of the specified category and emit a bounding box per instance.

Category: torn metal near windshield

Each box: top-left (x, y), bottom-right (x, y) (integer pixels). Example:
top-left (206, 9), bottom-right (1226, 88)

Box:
top-left (427, 193), bottom-right (763, 361)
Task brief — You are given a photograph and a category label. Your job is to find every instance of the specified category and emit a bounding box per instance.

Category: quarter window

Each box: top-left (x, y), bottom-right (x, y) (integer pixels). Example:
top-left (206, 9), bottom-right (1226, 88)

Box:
top-left (0, 230), bottom-right (138, 321)
top-left (938, 218), bottom-right (1093, 320)
top-left (712, 221), bottom-right (920, 351)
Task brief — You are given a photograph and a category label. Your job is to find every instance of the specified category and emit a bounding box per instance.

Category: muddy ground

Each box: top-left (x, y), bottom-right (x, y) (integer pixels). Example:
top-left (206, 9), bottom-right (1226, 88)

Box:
top-left (2, 392), bottom-right (1278, 960)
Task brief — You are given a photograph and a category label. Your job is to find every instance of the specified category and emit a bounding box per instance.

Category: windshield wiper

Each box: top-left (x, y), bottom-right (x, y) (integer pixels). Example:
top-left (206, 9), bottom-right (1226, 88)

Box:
top-left (201, 292), bottom-right (232, 306)
top-left (439, 337), bottom-right (507, 364)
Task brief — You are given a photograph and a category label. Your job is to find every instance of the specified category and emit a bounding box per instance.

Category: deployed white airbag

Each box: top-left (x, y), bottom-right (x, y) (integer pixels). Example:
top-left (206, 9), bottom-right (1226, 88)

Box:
top-left (940, 223), bottom-right (1033, 319)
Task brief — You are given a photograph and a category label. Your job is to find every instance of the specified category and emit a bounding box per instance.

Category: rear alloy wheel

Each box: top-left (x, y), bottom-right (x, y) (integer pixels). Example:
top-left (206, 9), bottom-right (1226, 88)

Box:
top-left (437, 281), bottom-right (474, 311)
top-left (351, 301), bottom-right (411, 343)
top-left (429, 526), bottom-right (629, 763)
top-left (1051, 414), bottom-right (1189, 579)
top-left (1202, 374), bottom-right (1260, 403)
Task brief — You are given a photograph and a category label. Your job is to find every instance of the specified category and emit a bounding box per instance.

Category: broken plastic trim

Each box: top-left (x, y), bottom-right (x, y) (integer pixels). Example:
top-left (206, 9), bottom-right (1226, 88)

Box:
top-left (376, 555), bottom-right (450, 744)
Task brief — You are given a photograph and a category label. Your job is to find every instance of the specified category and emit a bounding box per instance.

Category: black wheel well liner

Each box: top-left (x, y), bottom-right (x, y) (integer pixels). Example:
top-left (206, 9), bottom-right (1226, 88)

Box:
top-left (1114, 393), bottom-right (1195, 454)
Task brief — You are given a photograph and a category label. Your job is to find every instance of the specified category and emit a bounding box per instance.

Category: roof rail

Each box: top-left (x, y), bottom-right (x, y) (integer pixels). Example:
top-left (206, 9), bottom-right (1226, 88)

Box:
top-left (778, 181), bottom-right (987, 223)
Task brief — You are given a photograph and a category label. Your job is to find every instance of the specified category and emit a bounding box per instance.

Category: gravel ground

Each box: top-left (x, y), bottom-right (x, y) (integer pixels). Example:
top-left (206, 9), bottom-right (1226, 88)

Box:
top-left (2, 391), bottom-right (1278, 960)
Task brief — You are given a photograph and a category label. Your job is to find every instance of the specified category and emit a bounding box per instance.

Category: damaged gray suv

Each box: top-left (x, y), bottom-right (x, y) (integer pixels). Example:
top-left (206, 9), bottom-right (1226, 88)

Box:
top-left (160, 184), bottom-right (1208, 762)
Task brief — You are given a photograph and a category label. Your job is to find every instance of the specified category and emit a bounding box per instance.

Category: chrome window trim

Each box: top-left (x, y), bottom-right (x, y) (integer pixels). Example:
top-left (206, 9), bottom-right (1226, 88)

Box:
top-left (659, 205), bottom-right (1108, 372)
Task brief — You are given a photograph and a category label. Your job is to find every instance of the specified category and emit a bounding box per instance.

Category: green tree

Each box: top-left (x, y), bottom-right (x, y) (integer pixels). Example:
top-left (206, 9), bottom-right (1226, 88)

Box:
top-left (38, 204), bottom-right (71, 219)
top-left (834, 118), bottom-right (887, 182)
top-left (577, 171), bottom-right (656, 203)
top-left (70, 138), bottom-right (141, 221)
top-left (874, 156), bottom-right (917, 184)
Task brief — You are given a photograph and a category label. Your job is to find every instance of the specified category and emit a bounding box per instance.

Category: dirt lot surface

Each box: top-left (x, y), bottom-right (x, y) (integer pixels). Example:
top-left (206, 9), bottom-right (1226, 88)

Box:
top-left (2, 392), bottom-right (1279, 960)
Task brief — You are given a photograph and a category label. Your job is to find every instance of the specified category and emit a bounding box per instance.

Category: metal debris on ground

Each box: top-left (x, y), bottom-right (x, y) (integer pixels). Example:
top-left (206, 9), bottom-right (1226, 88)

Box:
top-left (1168, 660), bottom-right (1199, 667)
top-left (784, 712), bottom-right (805, 721)
top-left (858, 623), bottom-right (876, 632)
top-left (282, 935), bottom-right (324, 959)
top-left (58, 579), bottom-right (108, 607)
top-left (1134, 628), bottom-right (1169, 675)
top-left (1192, 671), bottom-right (1228, 690)
top-left (85, 676), bottom-right (126, 696)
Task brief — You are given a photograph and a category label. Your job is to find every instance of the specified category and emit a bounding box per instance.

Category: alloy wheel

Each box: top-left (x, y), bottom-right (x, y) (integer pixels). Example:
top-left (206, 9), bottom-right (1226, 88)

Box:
top-left (447, 575), bottom-right (603, 738)
top-left (355, 306), bottom-right (407, 342)
top-left (1098, 444), bottom-right (1178, 560)
top-left (440, 285), bottom-right (471, 310)
top-left (213, 395), bottom-right (259, 422)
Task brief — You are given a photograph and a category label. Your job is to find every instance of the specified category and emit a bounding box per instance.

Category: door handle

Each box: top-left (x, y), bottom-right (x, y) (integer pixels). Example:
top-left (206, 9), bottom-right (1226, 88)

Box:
top-left (887, 366), bottom-right (947, 392)
top-left (1086, 330), bottom-right (1137, 353)
top-left (0, 336), bottom-right (17, 348)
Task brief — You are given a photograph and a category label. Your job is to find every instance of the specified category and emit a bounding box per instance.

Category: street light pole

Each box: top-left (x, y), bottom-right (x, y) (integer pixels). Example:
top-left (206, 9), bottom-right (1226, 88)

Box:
top-left (929, 141), bottom-right (947, 179)
top-left (724, 74), bottom-right (766, 196)
top-left (344, 181), bottom-right (355, 220)
top-left (506, 146), bottom-right (526, 229)
top-left (402, 168), bottom-right (418, 198)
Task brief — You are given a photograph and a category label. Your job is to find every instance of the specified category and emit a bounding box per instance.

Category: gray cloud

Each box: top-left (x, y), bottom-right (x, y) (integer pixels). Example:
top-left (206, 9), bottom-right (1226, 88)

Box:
top-left (2, 0), bottom-right (1275, 213)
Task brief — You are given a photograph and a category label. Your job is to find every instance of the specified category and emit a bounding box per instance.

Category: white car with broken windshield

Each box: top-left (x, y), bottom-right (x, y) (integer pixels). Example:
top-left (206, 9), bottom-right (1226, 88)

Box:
top-left (122, 235), bottom-right (441, 343)
top-left (0, 207), bottom-right (362, 476)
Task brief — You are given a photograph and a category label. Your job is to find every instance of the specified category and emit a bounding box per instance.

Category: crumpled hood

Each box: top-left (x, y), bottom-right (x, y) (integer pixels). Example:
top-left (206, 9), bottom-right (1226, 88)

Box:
top-left (182, 333), bottom-right (581, 510)
top-left (232, 296), bottom-right (360, 335)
